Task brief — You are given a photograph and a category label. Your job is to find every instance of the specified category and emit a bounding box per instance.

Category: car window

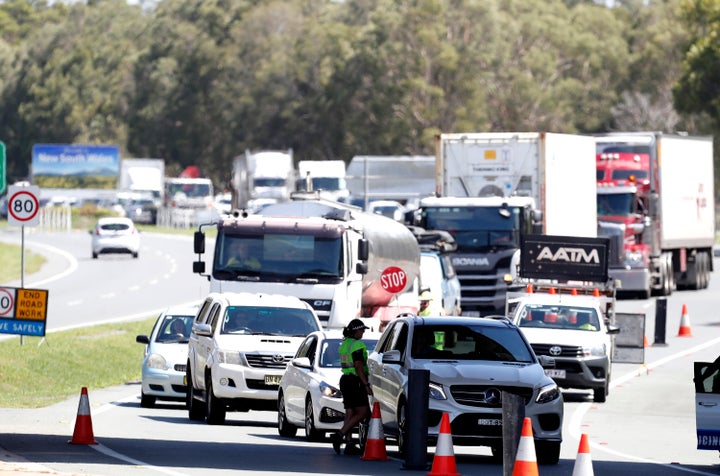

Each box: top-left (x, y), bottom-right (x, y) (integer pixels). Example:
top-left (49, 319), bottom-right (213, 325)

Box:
top-left (208, 304), bottom-right (222, 333)
top-left (295, 336), bottom-right (313, 359)
top-left (194, 300), bottom-right (212, 324)
top-left (321, 338), bottom-right (378, 368)
top-left (100, 223), bottom-right (130, 231)
top-left (156, 315), bottom-right (193, 342)
top-left (516, 304), bottom-right (600, 331)
top-left (411, 324), bottom-right (533, 362)
top-left (695, 361), bottom-right (720, 394)
top-left (221, 306), bottom-right (319, 336)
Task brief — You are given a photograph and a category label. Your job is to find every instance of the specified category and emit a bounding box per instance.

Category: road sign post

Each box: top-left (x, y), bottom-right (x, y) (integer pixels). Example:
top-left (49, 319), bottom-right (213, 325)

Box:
top-left (0, 141), bottom-right (5, 196)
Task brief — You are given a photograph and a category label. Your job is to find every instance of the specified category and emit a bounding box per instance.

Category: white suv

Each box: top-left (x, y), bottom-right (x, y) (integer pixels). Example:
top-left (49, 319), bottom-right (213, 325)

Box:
top-left (186, 292), bottom-right (322, 424)
top-left (367, 315), bottom-right (563, 464)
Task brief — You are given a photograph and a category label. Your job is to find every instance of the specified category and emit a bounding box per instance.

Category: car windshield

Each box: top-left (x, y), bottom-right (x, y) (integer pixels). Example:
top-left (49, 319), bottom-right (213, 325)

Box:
top-left (155, 315), bottom-right (194, 343)
top-left (411, 324), bottom-right (534, 362)
top-left (221, 306), bottom-right (319, 336)
top-left (319, 338), bottom-right (379, 368)
top-left (516, 305), bottom-right (600, 331)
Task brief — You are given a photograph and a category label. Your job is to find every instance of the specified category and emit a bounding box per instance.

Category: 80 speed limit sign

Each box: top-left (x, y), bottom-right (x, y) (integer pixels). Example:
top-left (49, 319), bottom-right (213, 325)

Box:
top-left (7, 185), bottom-right (40, 227)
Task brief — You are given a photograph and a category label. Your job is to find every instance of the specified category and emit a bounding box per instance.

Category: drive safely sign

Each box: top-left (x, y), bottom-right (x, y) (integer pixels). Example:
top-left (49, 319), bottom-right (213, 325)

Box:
top-left (0, 287), bottom-right (48, 337)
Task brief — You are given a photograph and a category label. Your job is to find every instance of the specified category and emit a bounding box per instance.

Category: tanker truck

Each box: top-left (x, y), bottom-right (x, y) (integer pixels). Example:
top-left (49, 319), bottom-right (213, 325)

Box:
top-left (410, 132), bottom-right (597, 316)
top-left (192, 192), bottom-right (421, 329)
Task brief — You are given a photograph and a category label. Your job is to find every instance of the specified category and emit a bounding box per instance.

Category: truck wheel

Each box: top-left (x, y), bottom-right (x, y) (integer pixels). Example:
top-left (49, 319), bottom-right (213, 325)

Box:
top-left (187, 367), bottom-right (205, 421)
top-left (535, 440), bottom-right (561, 465)
top-left (205, 378), bottom-right (226, 425)
top-left (277, 393), bottom-right (298, 437)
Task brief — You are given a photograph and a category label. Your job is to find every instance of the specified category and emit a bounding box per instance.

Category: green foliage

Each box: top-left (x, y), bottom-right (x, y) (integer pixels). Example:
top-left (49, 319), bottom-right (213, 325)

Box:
top-left (0, 0), bottom-right (715, 194)
top-left (0, 317), bottom-right (156, 408)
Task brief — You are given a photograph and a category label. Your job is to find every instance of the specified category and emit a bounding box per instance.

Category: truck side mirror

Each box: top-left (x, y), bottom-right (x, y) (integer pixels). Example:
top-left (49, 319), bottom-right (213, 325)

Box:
top-left (193, 261), bottom-right (205, 274)
top-left (356, 262), bottom-right (368, 275)
top-left (358, 239), bottom-right (369, 261)
top-left (193, 231), bottom-right (205, 254)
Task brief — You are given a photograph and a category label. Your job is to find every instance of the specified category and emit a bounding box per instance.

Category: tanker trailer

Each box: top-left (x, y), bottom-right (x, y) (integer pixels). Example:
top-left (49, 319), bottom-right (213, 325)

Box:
top-left (192, 192), bottom-right (421, 329)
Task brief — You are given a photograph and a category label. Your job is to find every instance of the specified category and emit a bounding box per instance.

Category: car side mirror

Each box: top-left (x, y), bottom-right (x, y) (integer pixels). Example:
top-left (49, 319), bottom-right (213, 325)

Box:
top-left (381, 349), bottom-right (402, 364)
top-left (291, 357), bottom-right (312, 369)
top-left (135, 335), bottom-right (149, 344)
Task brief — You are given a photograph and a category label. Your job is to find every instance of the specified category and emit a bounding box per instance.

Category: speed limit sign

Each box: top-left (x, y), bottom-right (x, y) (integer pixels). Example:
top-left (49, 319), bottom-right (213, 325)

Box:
top-left (7, 185), bottom-right (40, 227)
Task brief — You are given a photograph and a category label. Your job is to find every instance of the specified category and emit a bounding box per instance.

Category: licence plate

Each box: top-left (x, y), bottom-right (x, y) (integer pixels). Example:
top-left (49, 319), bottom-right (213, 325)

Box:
top-left (545, 369), bottom-right (566, 379)
top-left (265, 375), bottom-right (282, 385)
top-left (478, 419), bottom-right (502, 426)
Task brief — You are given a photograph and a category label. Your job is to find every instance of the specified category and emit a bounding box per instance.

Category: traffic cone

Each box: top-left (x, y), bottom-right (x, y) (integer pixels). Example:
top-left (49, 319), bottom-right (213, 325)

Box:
top-left (427, 412), bottom-right (459, 476)
top-left (68, 387), bottom-right (97, 445)
top-left (572, 433), bottom-right (594, 476)
top-left (677, 304), bottom-right (692, 337)
top-left (512, 417), bottom-right (538, 476)
top-left (361, 401), bottom-right (388, 461)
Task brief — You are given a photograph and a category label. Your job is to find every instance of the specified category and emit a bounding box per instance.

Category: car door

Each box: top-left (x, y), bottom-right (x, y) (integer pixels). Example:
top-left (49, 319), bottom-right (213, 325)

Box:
top-left (285, 335), bottom-right (316, 422)
top-left (372, 321), bottom-right (409, 434)
top-left (695, 360), bottom-right (720, 450)
top-left (196, 303), bottom-right (221, 391)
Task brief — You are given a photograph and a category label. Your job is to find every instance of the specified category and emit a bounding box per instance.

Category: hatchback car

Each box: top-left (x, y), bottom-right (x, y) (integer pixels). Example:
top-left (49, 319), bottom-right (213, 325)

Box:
top-left (90, 217), bottom-right (140, 258)
top-left (278, 329), bottom-right (381, 441)
top-left (136, 304), bottom-right (199, 408)
top-left (367, 315), bottom-right (563, 464)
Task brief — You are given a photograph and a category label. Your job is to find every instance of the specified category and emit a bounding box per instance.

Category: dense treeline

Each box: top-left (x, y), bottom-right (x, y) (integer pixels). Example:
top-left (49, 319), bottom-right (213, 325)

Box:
top-left (0, 0), bottom-right (718, 193)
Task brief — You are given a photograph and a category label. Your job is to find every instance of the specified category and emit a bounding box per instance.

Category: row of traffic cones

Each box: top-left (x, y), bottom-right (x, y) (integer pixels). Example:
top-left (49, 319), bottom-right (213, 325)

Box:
top-left (359, 401), bottom-right (594, 475)
top-left (512, 417), bottom-right (594, 476)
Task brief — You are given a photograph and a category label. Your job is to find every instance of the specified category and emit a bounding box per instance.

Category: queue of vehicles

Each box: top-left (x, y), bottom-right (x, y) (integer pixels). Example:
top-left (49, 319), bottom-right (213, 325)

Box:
top-left (71, 130), bottom-right (714, 465)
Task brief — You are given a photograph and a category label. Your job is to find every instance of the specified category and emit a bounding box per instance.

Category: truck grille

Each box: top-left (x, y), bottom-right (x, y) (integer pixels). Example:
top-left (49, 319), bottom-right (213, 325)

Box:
top-left (531, 344), bottom-right (584, 357)
top-left (245, 354), bottom-right (291, 369)
top-left (450, 385), bottom-right (533, 408)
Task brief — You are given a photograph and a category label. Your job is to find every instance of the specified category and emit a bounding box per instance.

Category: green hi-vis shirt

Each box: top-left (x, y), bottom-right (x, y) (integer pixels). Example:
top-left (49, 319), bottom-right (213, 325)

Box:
top-left (339, 338), bottom-right (368, 376)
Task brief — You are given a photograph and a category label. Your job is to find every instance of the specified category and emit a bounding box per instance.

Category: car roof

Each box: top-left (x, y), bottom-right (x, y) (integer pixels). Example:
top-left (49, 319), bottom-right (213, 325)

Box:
top-left (397, 315), bottom-right (514, 328)
top-left (308, 329), bottom-right (384, 341)
top-left (161, 303), bottom-right (201, 317)
top-left (205, 291), bottom-right (314, 310)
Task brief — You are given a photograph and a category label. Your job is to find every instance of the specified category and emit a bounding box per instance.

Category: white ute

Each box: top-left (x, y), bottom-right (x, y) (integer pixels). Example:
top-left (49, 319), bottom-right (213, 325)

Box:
top-left (186, 292), bottom-right (322, 424)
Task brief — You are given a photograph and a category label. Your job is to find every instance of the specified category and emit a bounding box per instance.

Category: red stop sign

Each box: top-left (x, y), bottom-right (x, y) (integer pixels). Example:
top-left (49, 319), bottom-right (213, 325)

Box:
top-left (380, 266), bottom-right (407, 294)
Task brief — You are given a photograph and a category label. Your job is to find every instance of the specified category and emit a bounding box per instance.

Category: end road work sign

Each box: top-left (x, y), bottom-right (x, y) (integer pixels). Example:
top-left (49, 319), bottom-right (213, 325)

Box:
top-left (0, 287), bottom-right (49, 337)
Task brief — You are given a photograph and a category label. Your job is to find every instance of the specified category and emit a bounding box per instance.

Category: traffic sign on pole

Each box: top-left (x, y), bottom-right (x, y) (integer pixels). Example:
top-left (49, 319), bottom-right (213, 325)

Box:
top-left (0, 141), bottom-right (5, 196)
top-left (7, 185), bottom-right (40, 227)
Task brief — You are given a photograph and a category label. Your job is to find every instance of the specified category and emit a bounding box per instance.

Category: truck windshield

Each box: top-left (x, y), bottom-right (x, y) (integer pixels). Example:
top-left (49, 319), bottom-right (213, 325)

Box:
top-left (213, 233), bottom-right (343, 280)
top-left (422, 206), bottom-right (520, 251)
top-left (597, 193), bottom-right (634, 216)
top-left (254, 178), bottom-right (286, 187)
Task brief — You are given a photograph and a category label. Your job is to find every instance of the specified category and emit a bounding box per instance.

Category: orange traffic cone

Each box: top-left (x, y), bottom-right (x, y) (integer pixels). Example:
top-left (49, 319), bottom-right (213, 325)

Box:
top-left (678, 304), bottom-right (692, 337)
top-left (512, 417), bottom-right (538, 476)
top-left (361, 401), bottom-right (388, 461)
top-left (572, 433), bottom-right (594, 476)
top-left (427, 412), bottom-right (459, 476)
top-left (643, 335), bottom-right (650, 347)
top-left (68, 387), bottom-right (97, 445)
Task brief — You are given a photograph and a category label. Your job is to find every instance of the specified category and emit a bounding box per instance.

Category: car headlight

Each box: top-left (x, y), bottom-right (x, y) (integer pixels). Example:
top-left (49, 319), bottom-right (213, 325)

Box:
top-left (429, 382), bottom-right (447, 400)
top-left (319, 381), bottom-right (342, 398)
top-left (146, 353), bottom-right (168, 370)
top-left (536, 382), bottom-right (561, 404)
top-left (215, 350), bottom-right (244, 365)
top-left (583, 343), bottom-right (607, 357)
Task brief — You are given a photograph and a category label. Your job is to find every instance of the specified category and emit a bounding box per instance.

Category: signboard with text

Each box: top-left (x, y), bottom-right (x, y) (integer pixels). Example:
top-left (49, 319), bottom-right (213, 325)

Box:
top-left (31, 144), bottom-right (120, 189)
top-left (0, 287), bottom-right (48, 337)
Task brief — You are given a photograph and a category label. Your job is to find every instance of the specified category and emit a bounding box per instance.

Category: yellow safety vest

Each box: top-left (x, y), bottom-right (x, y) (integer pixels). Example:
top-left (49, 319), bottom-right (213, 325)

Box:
top-left (339, 338), bottom-right (368, 376)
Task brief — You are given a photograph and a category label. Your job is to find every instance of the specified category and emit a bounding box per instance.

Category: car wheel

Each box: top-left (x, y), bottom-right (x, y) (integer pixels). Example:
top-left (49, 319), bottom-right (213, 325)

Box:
top-left (535, 440), bottom-right (561, 465)
top-left (277, 393), bottom-right (298, 437)
top-left (140, 391), bottom-right (155, 408)
top-left (132, 251), bottom-right (139, 259)
top-left (304, 397), bottom-right (324, 442)
top-left (205, 378), bottom-right (226, 425)
top-left (92, 252), bottom-right (98, 259)
top-left (397, 402), bottom-right (408, 457)
top-left (187, 367), bottom-right (205, 421)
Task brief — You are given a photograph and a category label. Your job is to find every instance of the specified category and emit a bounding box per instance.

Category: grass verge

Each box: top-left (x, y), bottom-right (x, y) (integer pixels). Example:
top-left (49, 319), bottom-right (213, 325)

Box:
top-left (0, 242), bottom-right (46, 284)
top-left (0, 317), bottom-right (156, 408)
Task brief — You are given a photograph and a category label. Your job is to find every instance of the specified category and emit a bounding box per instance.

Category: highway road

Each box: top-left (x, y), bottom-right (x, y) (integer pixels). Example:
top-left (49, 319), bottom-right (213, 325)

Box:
top-left (1, 227), bottom-right (720, 475)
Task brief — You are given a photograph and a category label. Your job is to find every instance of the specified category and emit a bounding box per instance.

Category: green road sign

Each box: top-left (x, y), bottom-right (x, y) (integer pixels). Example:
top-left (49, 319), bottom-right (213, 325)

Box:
top-left (0, 141), bottom-right (5, 195)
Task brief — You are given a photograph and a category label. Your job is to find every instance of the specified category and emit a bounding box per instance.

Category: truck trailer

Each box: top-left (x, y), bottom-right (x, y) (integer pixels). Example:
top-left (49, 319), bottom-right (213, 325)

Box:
top-left (411, 132), bottom-right (597, 316)
top-left (118, 158), bottom-right (165, 205)
top-left (296, 159), bottom-right (349, 202)
top-left (595, 132), bottom-right (715, 298)
top-left (192, 192), bottom-right (421, 329)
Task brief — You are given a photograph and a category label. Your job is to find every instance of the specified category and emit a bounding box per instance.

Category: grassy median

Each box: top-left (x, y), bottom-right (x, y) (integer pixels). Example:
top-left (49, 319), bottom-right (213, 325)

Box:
top-left (0, 317), bottom-right (156, 408)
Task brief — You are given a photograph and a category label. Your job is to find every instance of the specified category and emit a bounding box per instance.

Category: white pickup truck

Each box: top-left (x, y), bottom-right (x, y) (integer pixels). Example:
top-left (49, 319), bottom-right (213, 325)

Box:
top-left (507, 284), bottom-right (620, 402)
top-left (186, 292), bottom-right (322, 424)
